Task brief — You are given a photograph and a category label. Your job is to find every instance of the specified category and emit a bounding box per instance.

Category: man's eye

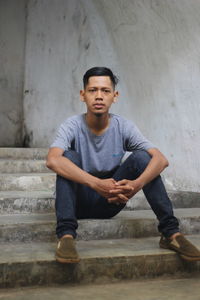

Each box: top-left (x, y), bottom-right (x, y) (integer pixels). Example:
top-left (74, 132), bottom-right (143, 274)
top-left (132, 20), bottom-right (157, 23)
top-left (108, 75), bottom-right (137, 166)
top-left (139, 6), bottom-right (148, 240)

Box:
top-left (104, 90), bottom-right (110, 93)
top-left (89, 89), bottom-right (95, 92)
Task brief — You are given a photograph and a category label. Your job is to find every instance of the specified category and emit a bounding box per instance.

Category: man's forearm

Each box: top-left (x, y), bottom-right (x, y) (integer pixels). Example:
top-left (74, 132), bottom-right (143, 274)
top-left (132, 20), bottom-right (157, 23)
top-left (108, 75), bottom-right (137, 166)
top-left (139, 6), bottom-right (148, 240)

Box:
top-left (47, 156), bottom-right (98, 188)
top-left (136, 149), bottom-right (168, 187)
top-left (47, 156), bottom-right (123, 199)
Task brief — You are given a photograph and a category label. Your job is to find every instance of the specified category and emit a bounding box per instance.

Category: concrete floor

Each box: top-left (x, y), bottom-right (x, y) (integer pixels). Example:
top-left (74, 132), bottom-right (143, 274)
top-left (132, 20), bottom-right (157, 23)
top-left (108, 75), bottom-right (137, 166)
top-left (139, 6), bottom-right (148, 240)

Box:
top-left (1, 277), bottom-right (200, 300)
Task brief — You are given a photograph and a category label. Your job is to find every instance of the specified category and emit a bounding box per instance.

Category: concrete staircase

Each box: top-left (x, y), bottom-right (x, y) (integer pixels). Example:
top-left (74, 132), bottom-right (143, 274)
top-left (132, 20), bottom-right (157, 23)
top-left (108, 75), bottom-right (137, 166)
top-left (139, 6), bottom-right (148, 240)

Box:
top-left (0, 148), bottom-right (200, 289)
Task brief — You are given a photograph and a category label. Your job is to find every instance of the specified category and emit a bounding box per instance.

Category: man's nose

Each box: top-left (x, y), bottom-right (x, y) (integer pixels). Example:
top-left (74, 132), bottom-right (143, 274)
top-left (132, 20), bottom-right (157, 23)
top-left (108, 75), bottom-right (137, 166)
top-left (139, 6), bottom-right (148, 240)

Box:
top-left (95, 89), bottom-right (103, 99)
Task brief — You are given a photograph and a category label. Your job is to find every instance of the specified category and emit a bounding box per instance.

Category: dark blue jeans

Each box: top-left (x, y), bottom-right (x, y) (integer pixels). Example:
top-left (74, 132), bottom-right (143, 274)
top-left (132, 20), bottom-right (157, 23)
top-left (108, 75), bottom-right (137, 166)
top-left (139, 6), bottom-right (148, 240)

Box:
top-left (55, 150), bottom-right (179, 239)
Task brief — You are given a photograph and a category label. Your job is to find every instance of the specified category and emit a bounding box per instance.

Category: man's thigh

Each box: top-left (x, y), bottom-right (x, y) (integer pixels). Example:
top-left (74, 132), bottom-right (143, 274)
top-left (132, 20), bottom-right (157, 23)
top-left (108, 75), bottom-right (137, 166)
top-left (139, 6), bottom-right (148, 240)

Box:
top-left (112, 150), bottom-right (151, 182)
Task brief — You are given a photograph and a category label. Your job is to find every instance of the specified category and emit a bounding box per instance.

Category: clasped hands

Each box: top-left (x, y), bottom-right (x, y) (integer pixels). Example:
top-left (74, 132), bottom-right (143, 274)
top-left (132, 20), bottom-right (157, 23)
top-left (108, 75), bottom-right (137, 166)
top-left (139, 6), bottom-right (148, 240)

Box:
top-left (94, 178), bottom-right (144, 205)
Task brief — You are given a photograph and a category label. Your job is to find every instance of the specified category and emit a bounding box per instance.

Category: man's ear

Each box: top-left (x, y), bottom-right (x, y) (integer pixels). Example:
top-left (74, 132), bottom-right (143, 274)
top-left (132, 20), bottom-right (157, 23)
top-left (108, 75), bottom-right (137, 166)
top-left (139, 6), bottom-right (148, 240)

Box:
top-left (113, 91), bottom-right (119, 103)
top-left (80, 90), bottom-right (85, 102)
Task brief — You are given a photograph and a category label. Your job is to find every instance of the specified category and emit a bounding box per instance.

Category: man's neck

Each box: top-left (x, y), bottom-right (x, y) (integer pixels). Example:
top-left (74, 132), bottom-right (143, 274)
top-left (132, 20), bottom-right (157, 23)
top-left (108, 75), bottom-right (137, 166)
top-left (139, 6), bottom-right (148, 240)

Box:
top-left (85, 112), bottom-right (110, 135)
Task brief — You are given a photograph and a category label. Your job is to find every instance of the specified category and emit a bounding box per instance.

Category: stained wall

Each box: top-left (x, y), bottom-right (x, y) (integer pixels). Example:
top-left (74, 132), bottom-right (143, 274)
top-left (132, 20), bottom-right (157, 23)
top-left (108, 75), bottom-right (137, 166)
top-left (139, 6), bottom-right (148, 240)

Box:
top-left (0, 0), bottom-right (26, 146)
top-left (1, 0), bottom-right (200, 191)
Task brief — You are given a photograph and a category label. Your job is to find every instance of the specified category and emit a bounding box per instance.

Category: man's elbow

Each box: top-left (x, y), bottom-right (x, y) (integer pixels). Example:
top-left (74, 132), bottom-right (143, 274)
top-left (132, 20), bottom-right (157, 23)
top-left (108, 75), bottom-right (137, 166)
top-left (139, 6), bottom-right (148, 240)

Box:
top-left (162, 157), bottom-right (169, 169)
top-left (46, 157), bottom-right (57, 171)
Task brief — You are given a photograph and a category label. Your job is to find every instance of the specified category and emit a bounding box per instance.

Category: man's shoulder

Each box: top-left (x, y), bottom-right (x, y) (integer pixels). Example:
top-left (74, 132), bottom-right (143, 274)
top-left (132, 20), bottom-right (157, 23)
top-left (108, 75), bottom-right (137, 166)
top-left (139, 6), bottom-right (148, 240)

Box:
top-left (111, 113), bottom-right (124, 121)
top-left (111, 113), bottom-right (132, 126)
top-left (61, 114), bottom-right (84, 127)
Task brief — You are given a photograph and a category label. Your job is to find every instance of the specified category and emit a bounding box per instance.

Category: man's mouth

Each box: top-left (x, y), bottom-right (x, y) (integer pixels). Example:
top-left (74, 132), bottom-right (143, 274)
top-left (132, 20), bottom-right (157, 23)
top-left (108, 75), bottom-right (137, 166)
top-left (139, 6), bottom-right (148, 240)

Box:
top-left (93, 104), bottom-right (104, 109)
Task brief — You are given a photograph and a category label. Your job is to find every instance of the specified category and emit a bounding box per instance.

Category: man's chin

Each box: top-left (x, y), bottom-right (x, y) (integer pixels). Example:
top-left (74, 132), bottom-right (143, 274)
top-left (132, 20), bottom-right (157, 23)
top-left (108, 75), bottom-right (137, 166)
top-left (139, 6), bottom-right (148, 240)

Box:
top-left (94, 112), bottom-right (104, 117)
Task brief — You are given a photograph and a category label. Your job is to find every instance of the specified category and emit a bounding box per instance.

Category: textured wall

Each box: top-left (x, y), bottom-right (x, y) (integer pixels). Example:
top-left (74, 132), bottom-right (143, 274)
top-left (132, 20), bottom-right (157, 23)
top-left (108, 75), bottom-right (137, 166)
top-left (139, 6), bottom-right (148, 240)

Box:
top-left (0, 0), bottom-right (26, 146)
top-left (23, 0), bottom-right (128, 147)
top-left (1, 0), bottom-right (200, 192)
top-left (92, 0), bottom-right (200, 191)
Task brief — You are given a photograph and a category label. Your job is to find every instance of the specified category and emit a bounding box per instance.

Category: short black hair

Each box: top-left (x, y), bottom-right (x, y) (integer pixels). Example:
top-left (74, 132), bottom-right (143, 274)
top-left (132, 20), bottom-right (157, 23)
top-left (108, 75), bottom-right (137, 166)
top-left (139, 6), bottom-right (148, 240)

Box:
top-left (83, 67), bottom-right (119, 89)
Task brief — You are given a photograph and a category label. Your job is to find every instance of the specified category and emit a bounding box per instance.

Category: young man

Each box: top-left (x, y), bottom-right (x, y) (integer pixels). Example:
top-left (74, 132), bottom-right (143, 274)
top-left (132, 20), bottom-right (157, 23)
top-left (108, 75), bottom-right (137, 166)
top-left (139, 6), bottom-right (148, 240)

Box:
top-left (46, 67), bottom-right (200, 263)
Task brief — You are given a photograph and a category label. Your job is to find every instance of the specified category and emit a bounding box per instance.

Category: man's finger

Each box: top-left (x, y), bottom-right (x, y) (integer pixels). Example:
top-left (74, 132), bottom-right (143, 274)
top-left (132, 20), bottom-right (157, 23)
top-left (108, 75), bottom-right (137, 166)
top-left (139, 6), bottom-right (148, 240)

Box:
top-left (120, 185), bottom-right (134, 191)
top-left (109, 188), bottom-right (123, 194)
top-left (109, 186), bottom-right (133, 194)
top-left (115, 179), bottom-right (127, 185)
top-left (108, 195), bottom-right (128, 203)
top-left (107, 197), bottom-right (118, 202)
top-left (118, 193), bottom-right (129, 201)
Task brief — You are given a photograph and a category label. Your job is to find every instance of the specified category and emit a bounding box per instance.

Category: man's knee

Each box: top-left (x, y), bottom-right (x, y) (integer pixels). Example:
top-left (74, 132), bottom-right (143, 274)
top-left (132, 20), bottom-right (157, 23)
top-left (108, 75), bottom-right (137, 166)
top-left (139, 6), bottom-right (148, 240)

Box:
top-left (63, 150), bottom-right (82, 168)
top-left (129, 150), bottom-right (151, 172)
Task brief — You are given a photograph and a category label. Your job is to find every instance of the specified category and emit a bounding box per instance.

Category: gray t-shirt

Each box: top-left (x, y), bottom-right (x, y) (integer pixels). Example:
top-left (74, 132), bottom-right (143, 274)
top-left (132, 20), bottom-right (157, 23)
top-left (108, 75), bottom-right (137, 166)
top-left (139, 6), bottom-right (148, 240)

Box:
top-left (50, 113), bottom-right (154, 177)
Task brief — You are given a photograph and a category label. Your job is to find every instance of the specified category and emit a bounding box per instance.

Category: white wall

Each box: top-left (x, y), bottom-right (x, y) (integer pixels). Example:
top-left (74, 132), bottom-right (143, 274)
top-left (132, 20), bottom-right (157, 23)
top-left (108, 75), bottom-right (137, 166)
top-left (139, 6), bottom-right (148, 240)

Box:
top-left (1, 0), bottom-right (200, 192)
top-left (0, 0), bottom-right (26, 146)
top-left (93, 0), bottom-right (200, 192)
top-left (23, 0), bottom-right (129, 146)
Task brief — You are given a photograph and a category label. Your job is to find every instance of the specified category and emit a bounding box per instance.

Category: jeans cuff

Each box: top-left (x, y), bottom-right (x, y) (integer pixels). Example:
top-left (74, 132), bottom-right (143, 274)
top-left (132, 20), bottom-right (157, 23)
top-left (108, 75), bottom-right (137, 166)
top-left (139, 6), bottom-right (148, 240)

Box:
top-left (57, 229), bottom-right (77, 239)
top-left (162, 229), bottom-right (180, 238)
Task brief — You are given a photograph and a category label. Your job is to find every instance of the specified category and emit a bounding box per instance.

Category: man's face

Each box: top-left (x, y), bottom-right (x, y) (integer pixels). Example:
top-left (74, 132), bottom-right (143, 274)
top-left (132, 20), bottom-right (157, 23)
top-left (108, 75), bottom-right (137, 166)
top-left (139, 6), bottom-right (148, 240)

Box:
top-left (80, 76), bottom-right (118, 116)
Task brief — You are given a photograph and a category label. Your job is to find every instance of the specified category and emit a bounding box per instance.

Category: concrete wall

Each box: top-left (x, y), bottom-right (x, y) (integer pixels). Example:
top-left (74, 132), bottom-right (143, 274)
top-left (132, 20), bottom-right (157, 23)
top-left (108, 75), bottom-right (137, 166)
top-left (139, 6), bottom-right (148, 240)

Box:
top-left (0, 0), bottom-right (26, 146)
top-left (23, 0), bottom-right (129, 147)
top-left (93, 0), bottom-right (200, 192)
top-left (1, 0), bottom-right (200, 192)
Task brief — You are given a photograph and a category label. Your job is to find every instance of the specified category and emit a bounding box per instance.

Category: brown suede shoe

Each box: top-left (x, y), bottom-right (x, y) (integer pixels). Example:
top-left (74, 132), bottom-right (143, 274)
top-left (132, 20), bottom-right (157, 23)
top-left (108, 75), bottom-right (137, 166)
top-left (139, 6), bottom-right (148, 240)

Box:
top-left (159, 234), bottom-right (200, 261)
top-left (55, 237), bottom-right (80, 263)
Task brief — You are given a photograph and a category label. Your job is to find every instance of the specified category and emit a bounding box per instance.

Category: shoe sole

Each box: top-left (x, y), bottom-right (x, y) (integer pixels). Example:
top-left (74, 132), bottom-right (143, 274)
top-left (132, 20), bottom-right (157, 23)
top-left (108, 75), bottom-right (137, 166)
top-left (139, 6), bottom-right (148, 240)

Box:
top-left (55, 255), bottom-right (81, 264)
top-left (180, 254), bottom-right (200, 262)
top-left (159, 243), bottom-right (168, 249)
top-left (160, 244), bottom-right (200, 261)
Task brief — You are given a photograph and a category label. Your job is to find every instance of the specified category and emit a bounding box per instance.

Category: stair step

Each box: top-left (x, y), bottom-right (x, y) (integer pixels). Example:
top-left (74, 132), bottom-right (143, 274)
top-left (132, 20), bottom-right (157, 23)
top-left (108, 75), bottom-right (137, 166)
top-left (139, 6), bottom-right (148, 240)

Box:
top-left (0, 173), bottom-right (55, 191)
top-left (1, 277), bottom-right (200, 300)
top-left (1, 209), bottom-right (200, 242)
top-left (1, 235), bottom-right (200, 288)
top-left (0, 191), bottom-right (54, 214)
top-left (1, 190), bottom-right (200, 214)
top-left (0, 159), bottom-right (50, 173)
top-left (127, 190), bottom-right (200, 210)
top-left (0, 148), bottom-right (48, 159)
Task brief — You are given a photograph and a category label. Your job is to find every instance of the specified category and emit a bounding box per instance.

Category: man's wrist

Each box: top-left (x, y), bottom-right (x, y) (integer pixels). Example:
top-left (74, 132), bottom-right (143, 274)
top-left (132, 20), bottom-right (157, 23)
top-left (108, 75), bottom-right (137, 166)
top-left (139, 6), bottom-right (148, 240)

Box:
top-left (87, 176), bottom-right (100, 189)
top-left (132, 177), bottom-right (145, 189)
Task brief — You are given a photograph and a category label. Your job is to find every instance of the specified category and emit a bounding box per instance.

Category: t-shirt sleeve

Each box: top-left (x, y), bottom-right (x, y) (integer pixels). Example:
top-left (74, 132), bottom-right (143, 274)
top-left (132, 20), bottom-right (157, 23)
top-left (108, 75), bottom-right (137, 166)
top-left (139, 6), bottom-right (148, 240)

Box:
top-left (123, 119), bottom-right (155, 151)
top-left (50, 119), bottom-right (76, 151)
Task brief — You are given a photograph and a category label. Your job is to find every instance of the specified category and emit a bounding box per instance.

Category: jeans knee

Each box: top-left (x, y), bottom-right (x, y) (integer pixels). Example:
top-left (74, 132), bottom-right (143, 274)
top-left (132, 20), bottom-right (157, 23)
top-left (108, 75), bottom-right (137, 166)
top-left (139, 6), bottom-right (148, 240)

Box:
top-left (129, 150), bottom-right (151, 172)
top-left (63, 150), bottom-right (82, 167)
